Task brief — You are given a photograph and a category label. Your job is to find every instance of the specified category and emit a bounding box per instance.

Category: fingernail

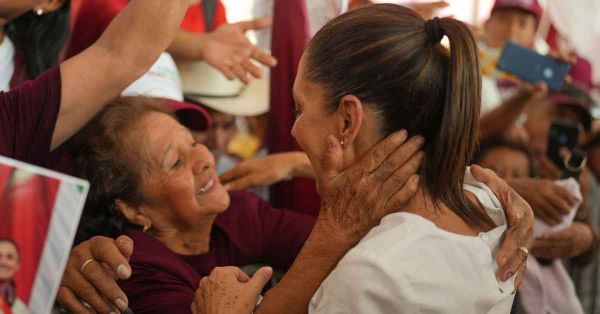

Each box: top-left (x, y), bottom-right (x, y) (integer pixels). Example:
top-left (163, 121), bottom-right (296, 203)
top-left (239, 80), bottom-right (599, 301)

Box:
top-left (264, 266), bottom-right (273, 275)
top-left (515, 212), bottom-right (523, 221)
top-left (117, 264), bottom-right (131, 279)
top-left (415, 136), bottom-right (425, 145)
top-left (398, 129), bottom-right (408, 142)
top-left (110, 312), bottom-right (118, 314)
top-left (412, 175), bottom-right (420, 184)
top-left (223, 184), bottom-right (231, 190)
top-left (511, 290), bottom-right (517, 295)
top-left (115, 298), bottom-right (128, 311)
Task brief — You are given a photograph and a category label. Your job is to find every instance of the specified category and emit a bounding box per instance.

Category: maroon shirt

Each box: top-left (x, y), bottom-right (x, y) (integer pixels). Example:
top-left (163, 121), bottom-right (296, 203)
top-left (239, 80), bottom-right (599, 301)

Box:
top-left (0, 66), bottom-right (61, 165)
top-left (120, 190), bottom-right (316, 314)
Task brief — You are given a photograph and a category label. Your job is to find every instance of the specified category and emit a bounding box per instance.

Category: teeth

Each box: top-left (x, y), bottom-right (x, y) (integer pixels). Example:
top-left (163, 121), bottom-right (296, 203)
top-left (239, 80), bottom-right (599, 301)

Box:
top-left (198, 179), bottom-right (214, 195)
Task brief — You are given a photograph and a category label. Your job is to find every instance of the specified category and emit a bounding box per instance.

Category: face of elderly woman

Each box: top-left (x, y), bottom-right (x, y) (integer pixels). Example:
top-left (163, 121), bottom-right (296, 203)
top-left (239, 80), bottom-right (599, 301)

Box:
top-left (0, 241), bottom-right (19, 282)
top-left (123, 112), bottom-right (230, 229)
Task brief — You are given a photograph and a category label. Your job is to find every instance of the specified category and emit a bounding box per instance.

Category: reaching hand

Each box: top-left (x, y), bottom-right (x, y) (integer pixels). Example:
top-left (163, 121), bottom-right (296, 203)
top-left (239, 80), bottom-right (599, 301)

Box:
top-left (200, 17), bottom-right (278, 84)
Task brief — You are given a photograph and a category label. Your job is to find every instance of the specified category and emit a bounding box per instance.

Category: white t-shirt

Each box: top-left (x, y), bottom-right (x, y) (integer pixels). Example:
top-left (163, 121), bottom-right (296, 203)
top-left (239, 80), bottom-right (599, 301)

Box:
top-left (309, 169), bottom-right (516, 314)
top-left (0, 35), bottom-right (16, 92)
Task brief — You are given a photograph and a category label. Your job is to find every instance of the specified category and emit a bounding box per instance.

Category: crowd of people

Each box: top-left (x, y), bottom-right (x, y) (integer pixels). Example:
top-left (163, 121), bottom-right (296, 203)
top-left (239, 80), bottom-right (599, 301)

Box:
top-left (0, 0), bottom-right (598, 313)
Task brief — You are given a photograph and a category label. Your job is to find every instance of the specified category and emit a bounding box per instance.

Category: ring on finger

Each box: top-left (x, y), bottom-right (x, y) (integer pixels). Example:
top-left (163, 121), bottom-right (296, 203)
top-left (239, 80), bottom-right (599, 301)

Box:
top-left (518, 246), bottom-right (529, 256)
top-left (80, 259), bottom-right (96, 273)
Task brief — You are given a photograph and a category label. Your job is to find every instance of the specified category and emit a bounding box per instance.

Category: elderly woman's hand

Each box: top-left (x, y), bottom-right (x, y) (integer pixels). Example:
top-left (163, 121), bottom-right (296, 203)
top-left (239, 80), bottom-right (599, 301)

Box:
top-left (318, 130), bottom-right (425, 244)
top-left (57, 235), bottom-right (134, 314)
top-left (471, 165), bottom-right (534, 291)
top-left (191, 266), bottom-right (273, 314)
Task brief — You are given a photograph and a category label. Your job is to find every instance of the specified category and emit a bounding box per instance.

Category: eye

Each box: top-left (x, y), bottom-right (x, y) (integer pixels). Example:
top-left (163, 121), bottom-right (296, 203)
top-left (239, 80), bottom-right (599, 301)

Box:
top-left (293, 108), bottom-right (303, 118)
top-left (172, 158), bottom-right (182, 169)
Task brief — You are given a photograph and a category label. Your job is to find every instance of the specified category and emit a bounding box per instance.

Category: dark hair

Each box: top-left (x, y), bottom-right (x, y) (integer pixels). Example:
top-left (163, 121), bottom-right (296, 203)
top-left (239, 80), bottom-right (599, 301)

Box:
top-left (473, 137), bottom-right (536, 177)
top-left (305, 4), bottom-right (493, 228)
top-left (72, 97), bottom-right (168, 243)
top-left (5, 0), bottom-right (71, 79)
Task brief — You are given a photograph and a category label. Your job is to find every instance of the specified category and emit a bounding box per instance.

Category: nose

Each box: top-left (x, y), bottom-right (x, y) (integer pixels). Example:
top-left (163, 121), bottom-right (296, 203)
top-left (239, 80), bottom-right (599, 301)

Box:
top-left (190, 144), bottom-right (215, 174)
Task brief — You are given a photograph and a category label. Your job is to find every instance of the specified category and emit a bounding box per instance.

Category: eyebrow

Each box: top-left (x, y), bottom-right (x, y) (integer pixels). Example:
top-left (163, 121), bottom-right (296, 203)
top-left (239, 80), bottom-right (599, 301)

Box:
top-left (161, 142), bottom-right (174, 168)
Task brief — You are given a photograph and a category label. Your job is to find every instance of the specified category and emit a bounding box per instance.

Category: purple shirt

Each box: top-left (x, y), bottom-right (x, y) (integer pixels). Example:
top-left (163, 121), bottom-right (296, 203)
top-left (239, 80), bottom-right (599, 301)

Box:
top-left (120, 190), bottom-right (316, 314)
top-left (0, 67), bottom-right (61, 165)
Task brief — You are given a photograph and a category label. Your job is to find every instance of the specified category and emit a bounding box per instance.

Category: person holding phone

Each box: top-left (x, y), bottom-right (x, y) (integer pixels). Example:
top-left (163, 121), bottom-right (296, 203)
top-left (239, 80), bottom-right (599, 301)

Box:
top-left (477, 0), bottom-right (575, 141)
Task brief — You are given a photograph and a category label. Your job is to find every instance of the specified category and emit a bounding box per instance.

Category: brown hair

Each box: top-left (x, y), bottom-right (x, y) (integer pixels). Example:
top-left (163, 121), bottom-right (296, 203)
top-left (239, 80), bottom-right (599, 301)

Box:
top-left (305, 4), bottom-right (493, 227)
top-left (71, 97), bottom-right (168, 242)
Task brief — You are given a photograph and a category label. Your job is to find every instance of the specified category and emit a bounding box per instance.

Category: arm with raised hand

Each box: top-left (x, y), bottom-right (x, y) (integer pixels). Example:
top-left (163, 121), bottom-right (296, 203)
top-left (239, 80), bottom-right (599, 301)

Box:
top-left (52, 0), bottom-right (191, 150)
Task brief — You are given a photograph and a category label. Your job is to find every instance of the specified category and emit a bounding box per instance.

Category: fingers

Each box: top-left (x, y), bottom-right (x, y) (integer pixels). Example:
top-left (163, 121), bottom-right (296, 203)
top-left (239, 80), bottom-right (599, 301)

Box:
top-left (362, 130), bottom-right (409, 174)
top-left (546, 187), bottom-right (573, 215)
top-left (513, 259), bottom-right (527, 291)
top-left (57, 286), bottom-right (93, 314)
top-left (247, 266), bottom-right (273, 292)
top-left (236, 268), bottom-right (252, 283)
top-left (234, 17), bottom-right (273, 32)
top-left (220, 163), bottom-right (251, 184)
top-left (384, 175), bottom-right (420, 212)
top-left (321, 135), bottom-right (344, 183)
top-left (232, 64), bottom-right (250, 84)
top-left (80, 259), bottom-right (130, 312)
top-left (497, 223), bottom-right (530, 282)
top-left (380, 151), bottom-right (423, 199)
top-left (63, 264), bottom-right (117, 313)
top-left (88, 236), bottom-right (132, 280)
top-left (251, 47), bottom-right (278, 68)
top-left (371, 134), bottom-right (424, 181)
top-left (115, 235), bottom-right (134, 261)
top-left (242, 59), bottom-right (263, 79)
top-left (552, 184), bottom-right (577, 207)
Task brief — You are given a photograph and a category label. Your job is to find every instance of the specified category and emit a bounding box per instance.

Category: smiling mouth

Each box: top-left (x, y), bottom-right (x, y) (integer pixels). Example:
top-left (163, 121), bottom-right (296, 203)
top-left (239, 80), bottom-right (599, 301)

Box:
top-left (197, 176), bottom-right (215, 195)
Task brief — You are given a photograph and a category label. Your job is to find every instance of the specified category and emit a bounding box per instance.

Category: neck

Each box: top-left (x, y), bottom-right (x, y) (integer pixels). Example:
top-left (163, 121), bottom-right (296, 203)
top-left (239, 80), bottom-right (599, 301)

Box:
top-left (151, 215), bottom-right (217, 255)
top-left (400, 185), bottom-right (490, 236)
top-left (0, 27), bottom-right (5, 44)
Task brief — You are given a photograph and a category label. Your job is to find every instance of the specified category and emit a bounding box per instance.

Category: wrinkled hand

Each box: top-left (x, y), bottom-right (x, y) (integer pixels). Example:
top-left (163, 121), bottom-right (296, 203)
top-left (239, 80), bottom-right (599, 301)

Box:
top-left (57, 235), bottom-right (134, 314)
top-left (220, 152), bottom-right (310, 190)
top-left (191, 266), bottom-right (272, 314)
top-left (471, 165), bottom-right (534, 290)
top-left (508, 178), bottom-right (576, 225)
top-left (200, 17), bottom-right (277, 84)
top-left (532, 222), bottom-right (593, 260)
top-left (318, 130), bottom-right (424, 244)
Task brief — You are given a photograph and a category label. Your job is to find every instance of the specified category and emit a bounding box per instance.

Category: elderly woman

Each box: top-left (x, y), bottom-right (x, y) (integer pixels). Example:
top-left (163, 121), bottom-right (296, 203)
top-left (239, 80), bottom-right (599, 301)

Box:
top-left (67, 96), bottom-right (425, 314)
top-left (193, 4), bottom-right (535, 314)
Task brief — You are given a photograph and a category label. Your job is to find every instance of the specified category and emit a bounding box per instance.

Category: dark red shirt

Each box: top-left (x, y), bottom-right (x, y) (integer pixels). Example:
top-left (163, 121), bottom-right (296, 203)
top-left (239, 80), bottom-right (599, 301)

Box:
top-left (120, 190), bottom-right (315, 314)
top-left (0, 66), bottom-right (61, 165)
top-left (67, 0), bottom-right (228, 58)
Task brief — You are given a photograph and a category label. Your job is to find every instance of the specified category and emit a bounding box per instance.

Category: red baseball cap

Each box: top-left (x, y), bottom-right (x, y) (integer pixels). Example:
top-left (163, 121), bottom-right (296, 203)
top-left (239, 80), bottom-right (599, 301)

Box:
top-left (549, 84), bottom-right (594, 131)
top-left (492, 0), bottom-right (543, 20)
top-left (569, 55), bottom-right (594, 92)
top-left (162, 99), bottom-right (211, 132)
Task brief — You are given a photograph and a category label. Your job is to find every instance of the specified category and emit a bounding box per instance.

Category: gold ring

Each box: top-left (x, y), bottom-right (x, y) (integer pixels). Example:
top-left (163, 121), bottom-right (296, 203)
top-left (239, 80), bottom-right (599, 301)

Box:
top-left (80, 259), bottom-right (95, 273)
top-left (518, 246), bottom-right (529, 255)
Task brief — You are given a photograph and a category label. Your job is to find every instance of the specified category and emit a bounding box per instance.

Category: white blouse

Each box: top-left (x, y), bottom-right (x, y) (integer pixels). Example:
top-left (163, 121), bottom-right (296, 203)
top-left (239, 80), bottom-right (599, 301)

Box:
top-left (0, 35), bottom-right (15, 92)
top-left (309, 168), bottom-right (516, 314)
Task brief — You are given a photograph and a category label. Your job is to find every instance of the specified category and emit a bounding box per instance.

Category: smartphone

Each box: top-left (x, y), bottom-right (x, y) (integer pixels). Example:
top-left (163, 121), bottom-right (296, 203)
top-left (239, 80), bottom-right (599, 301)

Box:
top-left (547, 121), bottom-right (581, 168)
top-left (496, 41), bottom-right (571, 91)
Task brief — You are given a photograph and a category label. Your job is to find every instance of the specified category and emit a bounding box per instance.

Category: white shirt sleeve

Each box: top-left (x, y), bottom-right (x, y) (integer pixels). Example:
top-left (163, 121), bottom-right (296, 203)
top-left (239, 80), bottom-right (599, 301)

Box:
top-left (309, 249), bottom-right (418, 314)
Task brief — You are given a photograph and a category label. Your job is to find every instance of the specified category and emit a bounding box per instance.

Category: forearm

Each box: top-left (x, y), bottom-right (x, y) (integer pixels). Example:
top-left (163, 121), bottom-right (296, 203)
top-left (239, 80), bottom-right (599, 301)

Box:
top-left (290, 152), bottom-right (315, 179)
top-left (167, 31), bottom-right (209, 61)
top-left (53, 0), bottom-right (190, 149)
top-left (479, 92), bottom-right (529, 139)
top-left (256, 217), bottom-right (353, 314)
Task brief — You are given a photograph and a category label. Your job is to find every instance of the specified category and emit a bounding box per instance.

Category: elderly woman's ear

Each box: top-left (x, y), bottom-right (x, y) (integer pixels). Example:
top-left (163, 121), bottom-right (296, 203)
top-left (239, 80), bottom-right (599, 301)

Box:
top-left (115, 199), bottom-right (151, 229)
top-left (335, 95), bottom-right (364, 147)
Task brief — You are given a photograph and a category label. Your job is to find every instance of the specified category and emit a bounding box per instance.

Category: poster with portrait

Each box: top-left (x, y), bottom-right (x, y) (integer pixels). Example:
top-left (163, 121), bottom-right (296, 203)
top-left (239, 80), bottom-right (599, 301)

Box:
top-left (0, 156), bottom-right (89, 314)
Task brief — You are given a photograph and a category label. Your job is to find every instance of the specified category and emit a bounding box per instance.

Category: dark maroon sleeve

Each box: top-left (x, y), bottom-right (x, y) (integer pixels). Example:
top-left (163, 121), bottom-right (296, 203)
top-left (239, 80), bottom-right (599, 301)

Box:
top-left (257, 196), bottom-right (316, 271)
top-left (0, 66), bottom-right (61, 165)
top-left (121, 273), bottom-right (196, 314)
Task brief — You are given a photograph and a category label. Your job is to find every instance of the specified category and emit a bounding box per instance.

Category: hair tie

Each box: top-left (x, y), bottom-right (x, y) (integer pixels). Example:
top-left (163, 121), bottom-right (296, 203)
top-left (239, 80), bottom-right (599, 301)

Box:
top-left (425, 17), bottom-right (444, 44)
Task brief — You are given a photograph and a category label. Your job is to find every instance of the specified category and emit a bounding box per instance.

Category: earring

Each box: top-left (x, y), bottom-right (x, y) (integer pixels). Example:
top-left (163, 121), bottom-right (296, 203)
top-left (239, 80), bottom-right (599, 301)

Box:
top-left (143, 224), bottom-right (150, 232)
top-left (35, 8), bottom-right (44, 16)
top-left (340, 139), bottom-right (345, 146)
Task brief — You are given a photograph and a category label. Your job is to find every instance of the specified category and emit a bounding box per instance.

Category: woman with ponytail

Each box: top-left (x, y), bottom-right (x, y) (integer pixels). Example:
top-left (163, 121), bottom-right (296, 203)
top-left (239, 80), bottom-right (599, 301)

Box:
top-left (194, 3), bottom-right (534, 314)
